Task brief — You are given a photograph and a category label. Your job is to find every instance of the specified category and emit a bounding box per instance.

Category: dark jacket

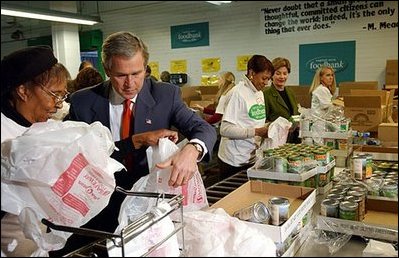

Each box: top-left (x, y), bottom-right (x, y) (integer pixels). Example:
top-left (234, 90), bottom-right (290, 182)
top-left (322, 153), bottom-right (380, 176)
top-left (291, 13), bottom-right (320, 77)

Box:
top-left (263, 84), bottom-right (299, 122)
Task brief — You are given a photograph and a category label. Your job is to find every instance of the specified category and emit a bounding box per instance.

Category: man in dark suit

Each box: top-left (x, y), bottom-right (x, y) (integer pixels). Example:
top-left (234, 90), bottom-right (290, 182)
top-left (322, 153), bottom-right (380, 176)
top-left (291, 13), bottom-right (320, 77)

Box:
top-left (50, 31), bottom-right (217, 256)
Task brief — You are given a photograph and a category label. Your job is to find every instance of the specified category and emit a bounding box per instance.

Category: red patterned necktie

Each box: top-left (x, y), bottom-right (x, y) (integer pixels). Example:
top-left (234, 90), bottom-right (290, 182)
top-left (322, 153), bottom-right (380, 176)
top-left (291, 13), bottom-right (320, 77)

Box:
top-left (121, 99), bottom-right (132, 139)
top-left (121, 99), bottom-right (133, 170)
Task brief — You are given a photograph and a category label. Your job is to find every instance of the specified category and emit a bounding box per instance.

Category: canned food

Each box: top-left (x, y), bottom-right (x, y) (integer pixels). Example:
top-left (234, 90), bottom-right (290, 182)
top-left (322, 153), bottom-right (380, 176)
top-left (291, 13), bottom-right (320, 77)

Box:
top-left (321, 198), bottom-right (339, 218)
top-left (344, 195), bottom-right (364, 221)
top-left (380, 181), bottom-right (398, 198)
top-left (313, 149), bottom-right (328, 166)
top-left (274, 156), bottom-right (288, 173)
top-left (339, 201), bottom-right (358, 221)
top-left (268, 197), bottom-right (290, 226)
top-left (288, 155), bottom-right (303, 173)
top-left (233, 201), bottom-right (270, 224)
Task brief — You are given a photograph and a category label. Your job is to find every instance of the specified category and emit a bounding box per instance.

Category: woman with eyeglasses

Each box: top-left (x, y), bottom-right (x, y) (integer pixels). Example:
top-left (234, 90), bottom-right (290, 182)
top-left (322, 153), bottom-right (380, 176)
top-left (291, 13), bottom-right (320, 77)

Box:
top-left (217, 55), bottom-right (274, 180)
top-left (1, 45), bottom-right (70, 256)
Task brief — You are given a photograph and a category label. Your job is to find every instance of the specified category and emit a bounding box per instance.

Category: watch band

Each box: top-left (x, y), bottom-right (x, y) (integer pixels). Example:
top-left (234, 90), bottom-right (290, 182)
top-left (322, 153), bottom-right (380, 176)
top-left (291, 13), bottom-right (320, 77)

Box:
top-left (187, 142), bottom-right (204, 159)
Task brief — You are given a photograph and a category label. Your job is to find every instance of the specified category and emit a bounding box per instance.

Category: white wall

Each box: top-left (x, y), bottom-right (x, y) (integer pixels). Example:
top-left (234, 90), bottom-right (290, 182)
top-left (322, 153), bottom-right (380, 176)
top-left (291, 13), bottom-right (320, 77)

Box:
top-left (2, 1), bottom-right (398, 87)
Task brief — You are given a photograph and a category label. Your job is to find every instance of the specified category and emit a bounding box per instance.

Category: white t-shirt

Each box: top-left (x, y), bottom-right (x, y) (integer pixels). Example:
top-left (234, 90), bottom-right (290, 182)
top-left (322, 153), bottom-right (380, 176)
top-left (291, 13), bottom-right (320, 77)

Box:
top-left (218, 76), bottom-right (266, 167)
top-left (311, 84), bottom-right (333, 116)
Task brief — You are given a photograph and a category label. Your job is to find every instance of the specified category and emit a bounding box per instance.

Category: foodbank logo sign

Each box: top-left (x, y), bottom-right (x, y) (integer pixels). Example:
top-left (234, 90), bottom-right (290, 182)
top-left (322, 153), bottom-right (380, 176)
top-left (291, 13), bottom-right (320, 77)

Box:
top-left (305, 56), bottom-right (348, 73)
top-left (299, 41), bottom-right (355, 85)
top-left (171, 22), bottom-right (209, 49)
top-left (249, 104), bottom-right (266, 120)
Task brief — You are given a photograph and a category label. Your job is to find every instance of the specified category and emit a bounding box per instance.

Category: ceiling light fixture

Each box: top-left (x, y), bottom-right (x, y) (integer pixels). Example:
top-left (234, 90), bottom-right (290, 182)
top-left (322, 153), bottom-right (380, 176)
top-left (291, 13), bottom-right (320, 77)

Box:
top-left (1, 4), bottom-right (102, 25)
top-left (206, 1), bottom-right (232, 6)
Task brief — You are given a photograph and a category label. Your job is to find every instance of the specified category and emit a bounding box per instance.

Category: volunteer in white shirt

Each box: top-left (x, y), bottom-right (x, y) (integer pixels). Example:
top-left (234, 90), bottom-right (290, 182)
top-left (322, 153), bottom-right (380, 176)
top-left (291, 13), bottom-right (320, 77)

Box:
top-left (217, 55), bottom-right (274, 180)
top-left (309, 66), bottom-right (337, 116)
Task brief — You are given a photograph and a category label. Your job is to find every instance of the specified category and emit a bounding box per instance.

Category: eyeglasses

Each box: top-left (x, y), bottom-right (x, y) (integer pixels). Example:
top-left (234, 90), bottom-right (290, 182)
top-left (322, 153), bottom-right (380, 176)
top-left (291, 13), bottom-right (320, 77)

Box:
top-left (40, 85), bottom-right (69, 103)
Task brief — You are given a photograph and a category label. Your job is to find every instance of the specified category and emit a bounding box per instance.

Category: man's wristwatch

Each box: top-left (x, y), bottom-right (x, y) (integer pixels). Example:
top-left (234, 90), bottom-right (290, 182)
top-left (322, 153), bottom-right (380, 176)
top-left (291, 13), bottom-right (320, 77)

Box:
top-left (187, 142), bottom-right (204, 159)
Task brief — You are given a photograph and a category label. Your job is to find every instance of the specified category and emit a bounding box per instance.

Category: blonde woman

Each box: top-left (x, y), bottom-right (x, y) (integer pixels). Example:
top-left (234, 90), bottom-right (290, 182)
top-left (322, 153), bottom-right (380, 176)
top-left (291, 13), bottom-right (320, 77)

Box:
top-left (193, 71), bottom-right (236, 125)
top-left (309, 66), bottom-right (337, 115)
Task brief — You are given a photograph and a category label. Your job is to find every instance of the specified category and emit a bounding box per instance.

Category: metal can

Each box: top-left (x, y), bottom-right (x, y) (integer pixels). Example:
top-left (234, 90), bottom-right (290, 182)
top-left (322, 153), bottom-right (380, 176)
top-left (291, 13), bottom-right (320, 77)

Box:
top-left (233, 201), bottom-right (270, 224)
top-left (321, 198), bottom-right (339, 218)
top-left (344, 195), bottom-right (363, 221)
top-left (313, 149), bottom-right (328, 166)
top-left (268, 197), bottom-right (290, 226)
top-left (288, 155), bottom-right (303, 173)
top-left (339, 201), bottom-right (358, 221)
top-left (274, 156), bottom-right (288, 173)
top-left (380, 181), bottom-right (398, 198)
top-left (351, 155), bottom-right (364, 180)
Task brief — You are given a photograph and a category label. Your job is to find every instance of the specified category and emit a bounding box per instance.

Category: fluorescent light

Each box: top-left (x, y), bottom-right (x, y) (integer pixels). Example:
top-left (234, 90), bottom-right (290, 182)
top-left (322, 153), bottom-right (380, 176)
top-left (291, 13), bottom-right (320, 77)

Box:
top-left (1, 4), bottom-right (102, 25)
top-left (206, 1), bottom-right (232, 6)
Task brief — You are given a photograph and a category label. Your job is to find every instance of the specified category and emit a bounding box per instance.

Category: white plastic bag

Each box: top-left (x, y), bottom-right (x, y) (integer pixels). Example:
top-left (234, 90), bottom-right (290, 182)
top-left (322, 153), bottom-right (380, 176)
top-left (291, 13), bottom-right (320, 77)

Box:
top-left (268, 116), bottom-right (292, 148)
top-left (1, 120), bottom-right (124, 251)
top-left (182, 208), bottom-right (276, 257)
top-left (146, 138), bottom-right (208, 211)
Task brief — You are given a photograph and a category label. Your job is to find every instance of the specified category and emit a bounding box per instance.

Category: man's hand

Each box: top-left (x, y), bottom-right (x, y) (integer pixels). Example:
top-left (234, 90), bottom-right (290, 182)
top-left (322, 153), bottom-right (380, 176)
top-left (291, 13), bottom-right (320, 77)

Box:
top-left (156, 144), bottom-right (199, 188)
top-left (132, 129), bottom-right (178, 149)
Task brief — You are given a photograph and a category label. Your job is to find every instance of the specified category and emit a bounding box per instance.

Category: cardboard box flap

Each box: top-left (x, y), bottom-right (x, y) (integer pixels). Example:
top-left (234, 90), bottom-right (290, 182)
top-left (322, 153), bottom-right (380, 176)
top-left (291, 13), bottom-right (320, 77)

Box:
top-left (350, 90), bottom-right (389, 105)
top-left (367, 196), bottom-right (398, 214)
top-left (250, 181), bottom-right (313, 199)
top-left (338, 81), bottom-right (378, 96)
top-left (344, 96), bottom-right (382, 108)
top-left (199, 86), bottom-right (219, 95)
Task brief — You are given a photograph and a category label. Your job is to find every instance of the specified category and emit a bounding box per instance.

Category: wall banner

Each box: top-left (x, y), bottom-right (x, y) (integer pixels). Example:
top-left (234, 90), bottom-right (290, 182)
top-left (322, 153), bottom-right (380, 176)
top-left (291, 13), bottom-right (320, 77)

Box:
top-left (260, 1), bottom-right (397, 37)
top-left (171, 22), bottom-right (209, 49)
top-left (299, 41), bottom-right (355, 85)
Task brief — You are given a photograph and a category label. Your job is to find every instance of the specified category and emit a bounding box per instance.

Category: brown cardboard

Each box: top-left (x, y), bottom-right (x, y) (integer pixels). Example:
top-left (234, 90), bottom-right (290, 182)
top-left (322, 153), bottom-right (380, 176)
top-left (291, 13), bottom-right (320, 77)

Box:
top-left (344, 96), bottom-right (385, 132)
top-left (250, 180), bottom-right (314, 199)
top-left (180, 86), bottom-right (201, 105)
top-left (286, 85), bottom-right (311, 108)
top-left (378, 123), bottom-right (398, 145)
top-left (189, 100), bottom-right (214, 109)
top-left (201, 94), bottom-right (216, 102)
top-left (350, 90), bottom-right (389, 105)
top-left (367, 196), bottom-right (398, 214)
top-left (338, 81), bottom-right (378, 97)
top-left (392, 99), bottom-right (398, 123)
top-left (353, 145), bottom-right (398, 154)
top-left (386, 59), bottom-right (398, 85)
top-left (199, 85), bottom-right (219, 95)
top-left (210, 181), bottom-right (316, 242)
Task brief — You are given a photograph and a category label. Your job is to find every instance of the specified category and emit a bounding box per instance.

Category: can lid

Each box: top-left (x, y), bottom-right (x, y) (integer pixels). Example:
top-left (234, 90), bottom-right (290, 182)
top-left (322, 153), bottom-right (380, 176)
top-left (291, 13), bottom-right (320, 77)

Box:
top-left (339, 201), bottom-right (358, 210)
top-left (253, 202), bottom-right (270, 223)
top-left (322, 198), bottom-right (339, 207)
top-left (269, 197), bottom-right (290, 206)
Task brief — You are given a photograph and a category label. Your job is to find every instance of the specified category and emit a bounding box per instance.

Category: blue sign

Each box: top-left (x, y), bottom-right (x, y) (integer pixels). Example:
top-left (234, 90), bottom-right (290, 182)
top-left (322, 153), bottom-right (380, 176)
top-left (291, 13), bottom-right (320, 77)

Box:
top-left (299, 41), bottom-right (356, 86)
top-left (171, 22), bottom-right (209, 49)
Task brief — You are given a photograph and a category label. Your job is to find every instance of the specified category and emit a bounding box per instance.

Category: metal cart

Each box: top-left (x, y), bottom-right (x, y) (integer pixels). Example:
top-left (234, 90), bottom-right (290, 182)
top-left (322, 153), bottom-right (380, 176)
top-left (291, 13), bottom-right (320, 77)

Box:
top-left (42, 186), bottom-right (185, 257)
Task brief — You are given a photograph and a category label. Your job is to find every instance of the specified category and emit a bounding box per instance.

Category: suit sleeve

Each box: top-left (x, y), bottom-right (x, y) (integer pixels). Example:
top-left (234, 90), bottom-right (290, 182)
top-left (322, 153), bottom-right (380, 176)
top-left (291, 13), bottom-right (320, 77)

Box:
top-left (169, 87), bottom-right (217, 162)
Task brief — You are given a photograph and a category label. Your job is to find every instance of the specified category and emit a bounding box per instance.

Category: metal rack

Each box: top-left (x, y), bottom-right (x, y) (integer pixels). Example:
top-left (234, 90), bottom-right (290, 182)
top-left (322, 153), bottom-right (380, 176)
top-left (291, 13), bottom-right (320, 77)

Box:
top-left (206, 170), bottom-right (248, 205)
top-left (42, 187), bottom-right (185, 257)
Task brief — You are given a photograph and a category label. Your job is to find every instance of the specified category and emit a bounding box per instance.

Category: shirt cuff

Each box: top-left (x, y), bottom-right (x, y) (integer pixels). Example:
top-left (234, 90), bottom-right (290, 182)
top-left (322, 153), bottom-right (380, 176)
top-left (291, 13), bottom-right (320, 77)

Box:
top-left (189, 138), bottom-right (207, 161)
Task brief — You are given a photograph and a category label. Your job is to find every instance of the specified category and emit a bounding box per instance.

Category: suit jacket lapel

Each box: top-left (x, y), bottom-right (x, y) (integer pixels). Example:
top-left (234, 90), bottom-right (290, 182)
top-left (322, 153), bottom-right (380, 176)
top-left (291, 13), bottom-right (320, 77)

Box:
top-left (135, 79), bottom-right (156, 131)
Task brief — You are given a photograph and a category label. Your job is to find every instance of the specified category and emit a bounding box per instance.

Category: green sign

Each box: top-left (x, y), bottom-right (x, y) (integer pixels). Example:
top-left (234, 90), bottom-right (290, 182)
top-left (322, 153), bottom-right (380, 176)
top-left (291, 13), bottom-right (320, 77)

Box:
top-left (171, 22), bottom-right (209, 49)
top-left (249, 104), bottom-right (266, 120)
top-left (299, 41), bottom-right (355, 85)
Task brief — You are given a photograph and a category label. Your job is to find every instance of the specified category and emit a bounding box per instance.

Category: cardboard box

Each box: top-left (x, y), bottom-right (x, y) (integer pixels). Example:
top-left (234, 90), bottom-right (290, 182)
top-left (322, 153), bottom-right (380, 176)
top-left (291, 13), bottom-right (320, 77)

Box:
top-left (199, 85), bottom-right (219, 95)
top-left (344, 95), bottom-right (385, 132)
top-left (211, 181), bottom-right (316, 243)
top-left (189, 100), bottom-right (214, 109)
top-left (286, 86), bottom-right (311, 108)
top-left (180, 86), bottom-right (200, 106)
top-left (353, 145), bottom-right (398, 161)
top-left (386, 59), bottom-right (398, 85)
top-left (392, 99), bottom-right (398, 123)
top-left (200, 94), bottom-right (216, 102)
top-left (317, 197), bottom-right (398, 242)
top-left (378, 123), bottom-right (398, 147)
top-left (338, 81), bottom-right (378, 97)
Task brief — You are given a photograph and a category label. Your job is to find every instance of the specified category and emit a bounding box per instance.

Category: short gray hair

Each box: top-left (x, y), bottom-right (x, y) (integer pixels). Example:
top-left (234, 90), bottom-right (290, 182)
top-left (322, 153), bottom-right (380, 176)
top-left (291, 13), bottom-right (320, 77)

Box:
top-left (101, 31), bottom-right (149, 72)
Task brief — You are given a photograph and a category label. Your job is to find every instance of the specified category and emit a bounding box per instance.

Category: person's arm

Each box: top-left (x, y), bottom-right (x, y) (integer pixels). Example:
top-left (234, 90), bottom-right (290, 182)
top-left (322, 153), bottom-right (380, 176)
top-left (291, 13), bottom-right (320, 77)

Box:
top-left (205, 113), bottom-right (222, 124)
top-left (220, 120), bottom-right (269, 139)
top-left (111, 129), bottom-right (178, 162)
